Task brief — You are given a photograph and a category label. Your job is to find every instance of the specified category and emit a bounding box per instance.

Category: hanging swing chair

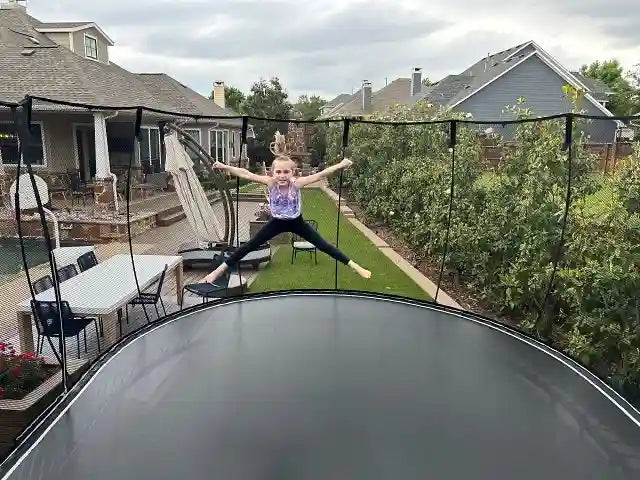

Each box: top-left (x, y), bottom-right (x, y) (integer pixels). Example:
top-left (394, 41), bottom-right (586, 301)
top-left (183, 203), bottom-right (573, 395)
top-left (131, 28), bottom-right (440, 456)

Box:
top-left (162, 122), bottom-right (271, 270)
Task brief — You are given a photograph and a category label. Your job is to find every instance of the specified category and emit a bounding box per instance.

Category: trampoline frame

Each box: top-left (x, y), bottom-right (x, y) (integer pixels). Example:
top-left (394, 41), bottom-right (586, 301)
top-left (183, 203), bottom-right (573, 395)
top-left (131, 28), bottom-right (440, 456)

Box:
top-left (2, 289), bottom-right (639, 478)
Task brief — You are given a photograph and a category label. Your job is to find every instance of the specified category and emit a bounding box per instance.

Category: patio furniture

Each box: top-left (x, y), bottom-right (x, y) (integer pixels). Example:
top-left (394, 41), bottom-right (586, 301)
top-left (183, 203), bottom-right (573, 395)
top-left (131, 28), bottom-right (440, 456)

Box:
top-left (16, 254), bottom-right (184, 353)
top-left (291, 219), bottom-right (318, 264)
top-left (31, 275), bottom-right (54, 354)
top-left (77, 251), bottom-right (99, 272)
top-left (181, 255), bottom-right (231, 306)
top-left (31, 299), bottom-right (101, 358)
top-left (69, 172), bottom-right (92, 207)
top-left (32, 275), bottom-right (53, 294)
top-left (125, 264), bottom-right (168, 329)
top-left (57, 264), bottom-right (78, 282)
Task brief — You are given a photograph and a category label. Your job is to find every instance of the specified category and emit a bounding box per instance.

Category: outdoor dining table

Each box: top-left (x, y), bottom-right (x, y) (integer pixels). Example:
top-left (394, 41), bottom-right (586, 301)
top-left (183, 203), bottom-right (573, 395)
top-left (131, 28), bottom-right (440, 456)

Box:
top-left (15, 254), bottom-right (183, 353)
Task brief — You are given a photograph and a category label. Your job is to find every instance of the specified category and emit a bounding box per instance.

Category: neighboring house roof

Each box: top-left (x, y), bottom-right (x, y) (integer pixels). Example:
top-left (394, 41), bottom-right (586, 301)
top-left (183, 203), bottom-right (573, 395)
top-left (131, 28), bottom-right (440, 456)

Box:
top-left (570, 71), bottom-right (612, 101)
top-left (137, 73), bottom-right (240, 118)
top-left (323, 93), bottom-right (352, 110)
top-left (418, 40), bottom-right (618, 122)
top-left (0, 7), bottom-right (236, 120)
top-left (321, 78), bottom-right (412, 118)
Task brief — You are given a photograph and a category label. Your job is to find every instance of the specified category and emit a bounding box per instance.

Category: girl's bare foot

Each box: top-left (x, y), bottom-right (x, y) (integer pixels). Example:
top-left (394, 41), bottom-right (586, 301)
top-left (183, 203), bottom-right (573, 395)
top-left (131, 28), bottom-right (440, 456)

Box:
top-left (204, 263), bottom-right (228, 284)
top-left (349, 261), bottom-right (371, 279)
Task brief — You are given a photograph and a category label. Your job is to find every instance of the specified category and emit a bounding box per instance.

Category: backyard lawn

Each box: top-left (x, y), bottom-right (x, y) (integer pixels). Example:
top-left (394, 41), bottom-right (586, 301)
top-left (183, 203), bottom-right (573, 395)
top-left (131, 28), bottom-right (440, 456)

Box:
top-left (249, 189), bottom-right (431, 300)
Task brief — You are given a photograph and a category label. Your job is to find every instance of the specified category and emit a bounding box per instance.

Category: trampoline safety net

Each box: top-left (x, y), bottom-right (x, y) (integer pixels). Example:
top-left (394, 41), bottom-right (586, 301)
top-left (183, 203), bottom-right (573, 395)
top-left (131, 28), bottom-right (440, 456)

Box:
top-left (0, 95), bottom-right (638, 477)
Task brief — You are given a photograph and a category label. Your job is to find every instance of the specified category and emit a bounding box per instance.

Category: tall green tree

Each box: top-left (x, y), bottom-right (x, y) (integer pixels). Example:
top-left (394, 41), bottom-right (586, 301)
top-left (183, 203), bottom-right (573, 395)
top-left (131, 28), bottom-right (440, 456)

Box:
top-left (225, 86), bottom-right (246, 113)
top-left (241, 77), bottom-right (293, 149)
top-left (294, 94), bottom-right (326, 120)
top-left (208, 85), bottom-right (245, 113)
top-left (580, 60), bottom-right (640, 116)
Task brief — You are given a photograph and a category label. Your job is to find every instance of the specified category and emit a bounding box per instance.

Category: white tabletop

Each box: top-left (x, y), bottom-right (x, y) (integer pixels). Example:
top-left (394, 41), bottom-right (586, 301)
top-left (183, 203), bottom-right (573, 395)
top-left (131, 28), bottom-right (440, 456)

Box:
top-left (18, 254), bottom-right (182, 316)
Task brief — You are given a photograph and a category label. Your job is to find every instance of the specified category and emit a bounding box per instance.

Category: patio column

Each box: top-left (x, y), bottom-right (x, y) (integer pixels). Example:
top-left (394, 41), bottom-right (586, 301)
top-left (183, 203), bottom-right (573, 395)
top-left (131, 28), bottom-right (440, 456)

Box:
top-left (92, 111), bottom-right (116, 211)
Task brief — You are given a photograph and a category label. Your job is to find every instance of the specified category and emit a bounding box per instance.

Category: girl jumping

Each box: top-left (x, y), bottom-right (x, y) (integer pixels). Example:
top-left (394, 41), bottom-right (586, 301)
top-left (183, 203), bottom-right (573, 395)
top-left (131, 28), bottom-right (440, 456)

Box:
top-left (204, 131), bottom-right (371, 284)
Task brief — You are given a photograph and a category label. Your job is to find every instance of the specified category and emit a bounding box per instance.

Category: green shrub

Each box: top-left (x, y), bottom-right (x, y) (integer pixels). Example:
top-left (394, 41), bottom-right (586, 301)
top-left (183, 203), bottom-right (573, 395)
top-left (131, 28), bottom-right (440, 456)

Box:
top-left (328, 99), bottom-right (640, 402)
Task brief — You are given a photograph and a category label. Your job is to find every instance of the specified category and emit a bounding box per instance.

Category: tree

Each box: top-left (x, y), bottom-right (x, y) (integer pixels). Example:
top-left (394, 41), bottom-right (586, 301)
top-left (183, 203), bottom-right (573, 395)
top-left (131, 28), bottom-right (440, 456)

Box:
top-left (294, 94), bottom-right (326, 120)
top-left (208, 85), bottom-right (245, 113)
top-left (580, 60), bottom-right (640, 116)
top-left (241, 77), bottom-right (293, 154)
top-left (422, 77), bottom-right (436, 87)
top-left (224, 86), bottom-right (246, 113)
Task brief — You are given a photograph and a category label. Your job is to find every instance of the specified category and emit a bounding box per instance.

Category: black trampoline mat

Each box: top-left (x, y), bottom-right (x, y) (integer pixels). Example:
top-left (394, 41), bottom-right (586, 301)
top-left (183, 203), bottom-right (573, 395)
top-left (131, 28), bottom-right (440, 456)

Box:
top-left (3, 294), bottom-right (640, 479)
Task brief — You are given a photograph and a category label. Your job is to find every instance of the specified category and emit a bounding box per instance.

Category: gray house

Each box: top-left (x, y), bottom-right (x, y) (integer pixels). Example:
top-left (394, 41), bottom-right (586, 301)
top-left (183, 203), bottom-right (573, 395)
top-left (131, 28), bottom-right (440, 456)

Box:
top-left (323, 41), bottom-right (621, 143)
top-left (0, 0), bottom-right (241, 210)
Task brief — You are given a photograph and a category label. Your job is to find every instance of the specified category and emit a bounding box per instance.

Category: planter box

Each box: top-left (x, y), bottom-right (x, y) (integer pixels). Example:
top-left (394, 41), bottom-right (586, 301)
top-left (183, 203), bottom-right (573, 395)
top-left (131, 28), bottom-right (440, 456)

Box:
top-left (249, 220), bottom-right (290, 245)
top-left (0, 358), bottom-right (88, 460)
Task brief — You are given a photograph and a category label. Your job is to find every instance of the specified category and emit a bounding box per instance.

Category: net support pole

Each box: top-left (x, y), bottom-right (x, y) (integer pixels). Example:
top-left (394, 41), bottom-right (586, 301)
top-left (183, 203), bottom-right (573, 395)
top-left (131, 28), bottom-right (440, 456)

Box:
top-left (17, 98), bottom-right (67, 383)
top-left (435, 120), bottom-right (457, 303)
top-left (236, 117), bottom-right (249, 293)
top-left (127, 108), bottom-right (150, 323)
top-left (335, 119), bottom-right (349, 290)
top-left (538, 113), bottom-right (574, 335)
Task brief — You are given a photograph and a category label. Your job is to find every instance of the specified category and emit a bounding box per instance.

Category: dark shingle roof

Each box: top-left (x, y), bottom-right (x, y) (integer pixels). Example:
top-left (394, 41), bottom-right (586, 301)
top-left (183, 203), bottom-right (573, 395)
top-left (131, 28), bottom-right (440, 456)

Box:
top-left (322, 78), bottom-right (412, 117)
top-left (137, 73), bottom-right (240, 118)
top-left (570, 71), bottom-right (611, 100)
top-left (0, 8), bottom-right (235, 119)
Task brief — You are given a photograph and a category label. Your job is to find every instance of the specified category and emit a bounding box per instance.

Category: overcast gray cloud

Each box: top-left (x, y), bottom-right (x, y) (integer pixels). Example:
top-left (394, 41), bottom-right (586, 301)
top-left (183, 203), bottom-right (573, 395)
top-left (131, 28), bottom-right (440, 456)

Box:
top-left (27, 0), bottom-right (640, 101)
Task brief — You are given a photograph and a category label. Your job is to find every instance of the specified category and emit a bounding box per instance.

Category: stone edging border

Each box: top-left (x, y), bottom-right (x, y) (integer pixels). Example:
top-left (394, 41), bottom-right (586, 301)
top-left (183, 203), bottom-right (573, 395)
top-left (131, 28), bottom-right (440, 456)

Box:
top-left (319, 185), bottom-right (462, 309)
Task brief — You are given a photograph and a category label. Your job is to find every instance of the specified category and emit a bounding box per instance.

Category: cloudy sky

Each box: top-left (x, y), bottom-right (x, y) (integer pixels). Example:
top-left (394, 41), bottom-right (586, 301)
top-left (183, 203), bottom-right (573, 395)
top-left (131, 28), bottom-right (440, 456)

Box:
top-left (28, 0), bottom-right (640, 101)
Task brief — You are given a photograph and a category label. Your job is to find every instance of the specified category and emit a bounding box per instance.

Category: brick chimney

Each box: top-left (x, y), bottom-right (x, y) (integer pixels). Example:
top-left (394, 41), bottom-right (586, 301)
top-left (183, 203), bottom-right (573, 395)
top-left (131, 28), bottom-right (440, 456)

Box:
top-left (362, 80), bottom-right (372, 113)
top-left (212, 81), bottom-right (225, 108)
top-left (411, 67), bottom-right (422, 96)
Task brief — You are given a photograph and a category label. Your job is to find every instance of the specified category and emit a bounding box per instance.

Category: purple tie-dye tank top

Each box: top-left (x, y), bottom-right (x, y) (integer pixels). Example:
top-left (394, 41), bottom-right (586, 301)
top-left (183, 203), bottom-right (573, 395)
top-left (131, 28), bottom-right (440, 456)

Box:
top-left (269, 180), bottom-right (301, 219)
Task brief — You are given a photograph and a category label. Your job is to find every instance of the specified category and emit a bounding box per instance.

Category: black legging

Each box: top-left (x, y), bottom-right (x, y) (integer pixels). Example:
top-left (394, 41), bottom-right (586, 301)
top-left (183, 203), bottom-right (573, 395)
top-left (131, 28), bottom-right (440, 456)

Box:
top-left (225, 216), bottom-right (350, 268)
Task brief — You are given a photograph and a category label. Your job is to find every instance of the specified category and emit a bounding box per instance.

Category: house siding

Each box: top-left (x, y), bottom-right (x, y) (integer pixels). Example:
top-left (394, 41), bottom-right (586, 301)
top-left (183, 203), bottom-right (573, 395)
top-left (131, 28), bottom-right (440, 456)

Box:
top-left (43, 32), bottom-right (71, 50)
top-left (454, 54), bottom-right (618, 143)
top-left (72, 27), bottom-right (109, 64)
top-left (35, 113), bottom-right (93, 172)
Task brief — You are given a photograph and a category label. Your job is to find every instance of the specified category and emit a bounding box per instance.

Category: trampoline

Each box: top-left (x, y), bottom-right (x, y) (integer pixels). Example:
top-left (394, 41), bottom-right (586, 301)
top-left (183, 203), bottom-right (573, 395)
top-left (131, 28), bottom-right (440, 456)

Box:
top-left (2, 293), bottom-right (639, 479)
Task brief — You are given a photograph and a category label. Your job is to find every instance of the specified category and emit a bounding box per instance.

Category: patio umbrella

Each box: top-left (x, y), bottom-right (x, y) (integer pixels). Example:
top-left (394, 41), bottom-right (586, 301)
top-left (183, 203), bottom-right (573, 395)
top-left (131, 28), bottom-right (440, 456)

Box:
top-left (164, 132), bottom-right (225, 246)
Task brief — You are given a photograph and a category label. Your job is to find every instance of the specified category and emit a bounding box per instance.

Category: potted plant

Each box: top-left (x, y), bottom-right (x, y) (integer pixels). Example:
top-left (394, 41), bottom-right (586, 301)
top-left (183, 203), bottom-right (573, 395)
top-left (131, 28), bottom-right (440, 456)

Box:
top-left (0, 342), bottom-right (88, 460)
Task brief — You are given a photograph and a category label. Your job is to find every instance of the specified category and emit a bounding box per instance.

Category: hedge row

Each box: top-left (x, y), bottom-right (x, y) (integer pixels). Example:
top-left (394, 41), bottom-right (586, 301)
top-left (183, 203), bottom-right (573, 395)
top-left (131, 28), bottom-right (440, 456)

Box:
top-left (325, 101), bottom-right (640, 402)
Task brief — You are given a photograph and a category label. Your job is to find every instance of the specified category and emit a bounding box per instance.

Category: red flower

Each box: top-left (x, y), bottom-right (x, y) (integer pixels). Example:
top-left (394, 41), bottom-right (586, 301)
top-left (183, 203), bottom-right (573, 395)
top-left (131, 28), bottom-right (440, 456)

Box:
top-left (0, 343), bottom-right (5, 351)
top-left (11, 367), bottom-right (21, 378)
top-left (20, 353), bottom-right (36, 360)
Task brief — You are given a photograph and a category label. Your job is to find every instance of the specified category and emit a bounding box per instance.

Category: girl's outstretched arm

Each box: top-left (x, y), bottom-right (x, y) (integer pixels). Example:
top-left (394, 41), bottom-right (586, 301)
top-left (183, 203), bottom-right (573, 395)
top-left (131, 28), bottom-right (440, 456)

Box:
top-left (213, 161), bottom-right (273, 185)
top-left (294, 158), bottom-right (353, 187)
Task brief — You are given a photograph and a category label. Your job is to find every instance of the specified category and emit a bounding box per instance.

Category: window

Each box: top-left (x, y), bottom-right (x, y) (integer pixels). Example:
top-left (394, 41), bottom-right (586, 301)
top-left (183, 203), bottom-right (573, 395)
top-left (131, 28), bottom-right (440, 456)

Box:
top-left (138, 127), bottom-right (162, 173)
top-left (0, 122), bottom-right (45, 166)
top-left (183, 129), bottom-right (201, 145)
top-left (84, 34), bottom-right (98, 60)
top-left (209, 129), bottom-right (230, 163)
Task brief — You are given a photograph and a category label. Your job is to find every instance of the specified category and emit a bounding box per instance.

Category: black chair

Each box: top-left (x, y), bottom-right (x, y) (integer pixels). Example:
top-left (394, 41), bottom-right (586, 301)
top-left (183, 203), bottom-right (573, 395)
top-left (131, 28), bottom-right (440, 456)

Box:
top-left (77, 251), bottom-right (99, 272)
top-left (31, 300), bottom-right (100, 358)
top-left (291, 219), bottom-right (318, 264)
top-left (181, 254), bottom-right (231, 307)
top-left (125, 264), bottom-right (168, 332)
top-left (57, 264), bottom-right (78, 282)
top-left (33, 275), bottom-right (53, 293)
top-left (31, 275), bottom-right (53, 354)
